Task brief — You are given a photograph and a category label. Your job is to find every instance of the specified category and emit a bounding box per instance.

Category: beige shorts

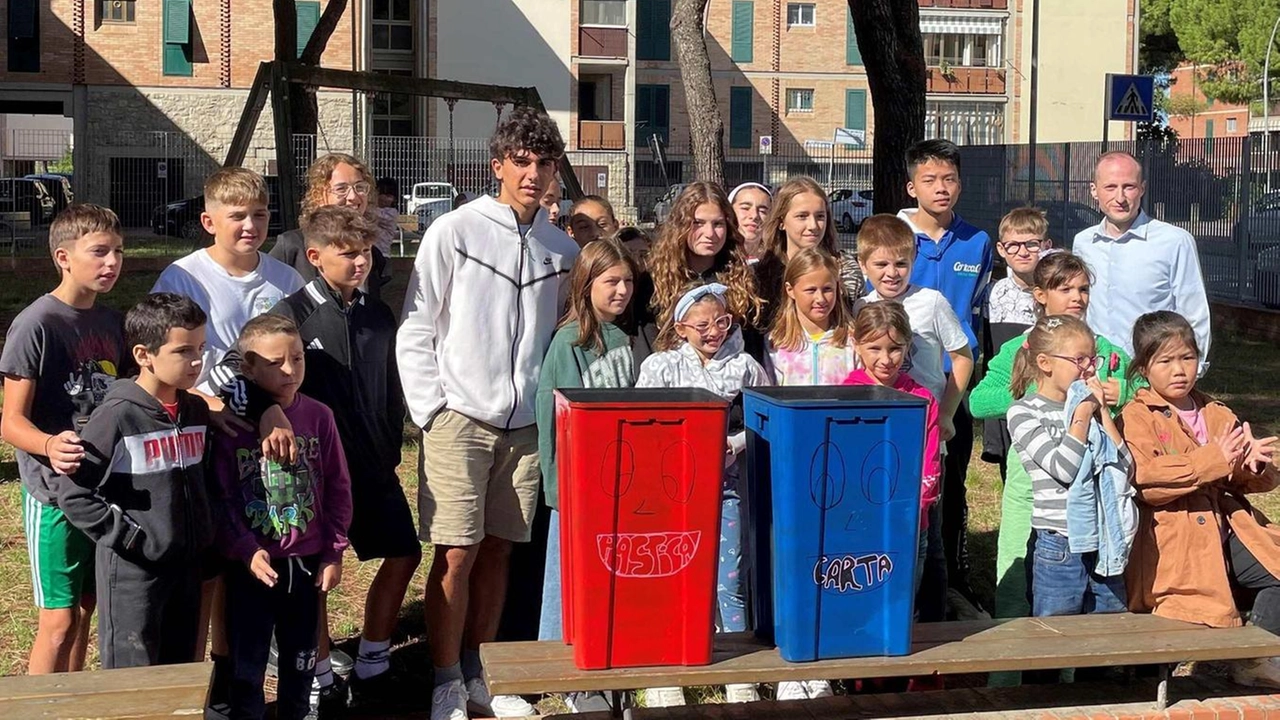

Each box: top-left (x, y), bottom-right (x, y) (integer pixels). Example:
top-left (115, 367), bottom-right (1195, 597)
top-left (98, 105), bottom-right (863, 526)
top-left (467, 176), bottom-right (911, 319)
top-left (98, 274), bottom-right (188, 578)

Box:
top-left (417, 409), bottom-right (541, 546)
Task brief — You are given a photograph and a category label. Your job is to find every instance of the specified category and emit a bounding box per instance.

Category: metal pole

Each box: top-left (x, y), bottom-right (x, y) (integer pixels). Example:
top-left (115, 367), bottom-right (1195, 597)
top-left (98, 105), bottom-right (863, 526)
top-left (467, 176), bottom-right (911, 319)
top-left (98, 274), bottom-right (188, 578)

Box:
top-left (1264, 14), bottom-right (1280, 190)
top-left (1028, 0), bottom-right (1040, 204)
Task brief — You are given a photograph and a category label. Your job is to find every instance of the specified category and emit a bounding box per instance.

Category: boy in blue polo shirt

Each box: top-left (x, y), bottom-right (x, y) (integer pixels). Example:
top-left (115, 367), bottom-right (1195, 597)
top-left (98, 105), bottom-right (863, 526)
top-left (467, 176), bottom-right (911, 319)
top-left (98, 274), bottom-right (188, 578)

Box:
top-left (895, 138), bottom-right (993, 621)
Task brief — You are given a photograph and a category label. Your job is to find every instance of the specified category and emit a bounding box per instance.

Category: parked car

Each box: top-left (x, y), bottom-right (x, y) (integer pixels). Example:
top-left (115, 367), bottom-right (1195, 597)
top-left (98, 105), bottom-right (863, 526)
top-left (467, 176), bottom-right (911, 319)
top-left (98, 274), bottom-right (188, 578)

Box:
top-left (0, 178), bottom-right (55, 225)
top-left (405, 181), bottom-right (458, 216)
top-left (25, 173), bottom-right (73, 215)
top-left (652, 183), bottom-right (687, 224)
top-left (1232, 203), bottom-right (1280, 308)
top-left (152, 176), bottom-right (284, 245)
top-left (830, 188), bottom-right (874, 232)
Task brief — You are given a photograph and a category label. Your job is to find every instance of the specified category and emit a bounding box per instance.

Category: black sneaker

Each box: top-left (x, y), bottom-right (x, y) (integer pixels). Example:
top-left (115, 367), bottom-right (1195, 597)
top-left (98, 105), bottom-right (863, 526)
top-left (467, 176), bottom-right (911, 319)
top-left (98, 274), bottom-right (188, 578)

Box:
top-left (349, 666), bottom-right (421, 712)
top-left (313, 673), bottom-right (349, 718)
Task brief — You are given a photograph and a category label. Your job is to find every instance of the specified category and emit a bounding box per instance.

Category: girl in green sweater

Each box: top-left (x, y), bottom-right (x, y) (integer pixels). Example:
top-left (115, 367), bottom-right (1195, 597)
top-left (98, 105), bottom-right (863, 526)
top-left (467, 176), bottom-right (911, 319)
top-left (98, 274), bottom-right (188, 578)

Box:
top-left (970, 252), bottom-right (1141, 685)
top-left (534, 241), bottom-right (639, 666)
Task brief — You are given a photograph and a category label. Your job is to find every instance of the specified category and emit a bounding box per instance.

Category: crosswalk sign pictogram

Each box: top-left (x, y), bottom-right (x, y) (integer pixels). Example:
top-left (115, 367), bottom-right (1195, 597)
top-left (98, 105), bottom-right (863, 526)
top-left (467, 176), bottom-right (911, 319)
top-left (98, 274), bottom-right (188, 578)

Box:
top-left (1107, 74), bottom-right (1156, 122)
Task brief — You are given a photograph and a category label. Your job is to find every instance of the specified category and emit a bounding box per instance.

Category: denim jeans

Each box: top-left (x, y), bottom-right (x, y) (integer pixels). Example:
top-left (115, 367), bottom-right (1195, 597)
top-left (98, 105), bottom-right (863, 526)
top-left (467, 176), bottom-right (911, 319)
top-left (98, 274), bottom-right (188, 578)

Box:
top-left (538, 509), bottom-right (563, 642)
top-left (915, 498), bottom-right (948, 622)
top-left (718, 470), bottom-right (747, 633)
top-left (1031, 529), bottom-right (1126, 617)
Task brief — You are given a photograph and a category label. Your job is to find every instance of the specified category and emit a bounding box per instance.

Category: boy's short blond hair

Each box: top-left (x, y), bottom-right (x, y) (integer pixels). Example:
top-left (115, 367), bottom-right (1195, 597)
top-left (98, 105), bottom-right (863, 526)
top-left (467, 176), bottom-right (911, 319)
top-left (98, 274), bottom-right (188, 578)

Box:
top-left (48, 203), bottom-right (122, 265)
top-left (998, 206), bottom-right (1048, 242)
top-left (856, 214), bottom-right (917, 264)
top-left (301, 205), bottom-right (376, 250)
top-left (204, 167), bottom-right (269, 207)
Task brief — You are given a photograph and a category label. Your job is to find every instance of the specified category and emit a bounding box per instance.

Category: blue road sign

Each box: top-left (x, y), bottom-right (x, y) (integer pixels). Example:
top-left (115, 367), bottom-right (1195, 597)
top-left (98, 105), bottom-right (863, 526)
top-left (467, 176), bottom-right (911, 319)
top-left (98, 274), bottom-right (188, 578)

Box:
top-left (1107, 74), bottom-right (1155, 122)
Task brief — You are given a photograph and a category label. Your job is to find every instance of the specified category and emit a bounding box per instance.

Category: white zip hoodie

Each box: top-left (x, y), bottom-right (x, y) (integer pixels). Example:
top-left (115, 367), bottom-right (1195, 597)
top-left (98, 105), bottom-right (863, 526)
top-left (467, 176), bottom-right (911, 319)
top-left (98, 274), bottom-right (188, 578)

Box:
top-left (397, 195), bottom-right (579, 429)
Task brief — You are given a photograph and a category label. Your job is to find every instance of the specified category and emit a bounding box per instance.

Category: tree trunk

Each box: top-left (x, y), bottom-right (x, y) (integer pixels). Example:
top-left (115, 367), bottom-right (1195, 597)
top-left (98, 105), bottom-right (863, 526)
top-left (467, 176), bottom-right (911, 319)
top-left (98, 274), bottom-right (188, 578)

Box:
top-left (273, 0), bottom-right (349, 139)
top-left (671, 0), bottom-right (725, 187)
top-left (848, 0), bottom-right (927, 214)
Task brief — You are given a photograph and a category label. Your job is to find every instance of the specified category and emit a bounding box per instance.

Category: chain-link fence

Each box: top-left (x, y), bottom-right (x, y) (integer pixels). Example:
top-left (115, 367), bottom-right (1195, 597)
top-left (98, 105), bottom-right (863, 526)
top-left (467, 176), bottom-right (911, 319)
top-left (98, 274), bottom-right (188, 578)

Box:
top-left (954, 136), bottom-right (1280, 308)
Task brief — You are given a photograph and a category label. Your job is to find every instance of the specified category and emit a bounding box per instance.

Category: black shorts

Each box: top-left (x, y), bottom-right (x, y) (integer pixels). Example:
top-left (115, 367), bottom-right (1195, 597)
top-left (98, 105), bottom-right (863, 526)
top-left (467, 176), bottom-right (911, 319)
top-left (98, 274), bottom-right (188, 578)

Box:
top-left (348, 474), bottom-right (421, 561)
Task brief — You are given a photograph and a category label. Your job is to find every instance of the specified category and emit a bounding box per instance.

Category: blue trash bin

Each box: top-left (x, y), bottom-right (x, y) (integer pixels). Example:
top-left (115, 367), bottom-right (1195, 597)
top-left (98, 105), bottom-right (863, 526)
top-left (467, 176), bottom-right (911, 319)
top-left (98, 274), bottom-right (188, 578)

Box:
top-left (743, 385), bottom-right (928, 662)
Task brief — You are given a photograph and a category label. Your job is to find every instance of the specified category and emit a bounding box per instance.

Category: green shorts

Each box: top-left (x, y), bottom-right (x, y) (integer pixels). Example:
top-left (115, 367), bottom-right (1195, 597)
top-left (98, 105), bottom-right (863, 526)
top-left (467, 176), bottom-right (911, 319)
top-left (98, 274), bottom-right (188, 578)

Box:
top-left (22, 487), bottom-right (96, 610)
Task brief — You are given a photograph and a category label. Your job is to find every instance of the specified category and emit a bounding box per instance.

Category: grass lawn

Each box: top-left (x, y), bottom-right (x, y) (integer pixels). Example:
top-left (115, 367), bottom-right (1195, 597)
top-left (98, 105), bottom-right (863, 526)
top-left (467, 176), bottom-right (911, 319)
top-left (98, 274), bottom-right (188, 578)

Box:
top-left (0, 256), bottom-right (1277, 710)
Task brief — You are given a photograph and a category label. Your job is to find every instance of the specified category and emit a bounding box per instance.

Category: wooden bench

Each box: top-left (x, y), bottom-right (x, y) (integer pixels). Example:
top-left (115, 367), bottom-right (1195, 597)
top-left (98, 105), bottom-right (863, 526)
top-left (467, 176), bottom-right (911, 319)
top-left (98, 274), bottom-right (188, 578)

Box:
top-left (481, 614), bottom-right (1280, 717)
top-left (0, 661), bottom-right (211, 719)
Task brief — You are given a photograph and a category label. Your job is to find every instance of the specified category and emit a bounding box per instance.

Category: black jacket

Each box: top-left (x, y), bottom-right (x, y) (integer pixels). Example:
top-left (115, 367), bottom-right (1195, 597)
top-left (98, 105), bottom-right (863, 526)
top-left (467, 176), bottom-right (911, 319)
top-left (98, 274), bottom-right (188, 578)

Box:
top-left (270, 228), bottom-right (390, 303)
top-left (63, 381), bottom-right (216, 566)
top-left (269, 277), bottom-right (405, 478)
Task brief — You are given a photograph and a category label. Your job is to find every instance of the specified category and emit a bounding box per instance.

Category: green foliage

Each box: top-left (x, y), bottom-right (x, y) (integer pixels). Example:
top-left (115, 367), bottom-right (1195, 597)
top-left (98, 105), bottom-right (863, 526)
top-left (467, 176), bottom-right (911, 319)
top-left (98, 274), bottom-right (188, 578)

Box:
top-left (1142, 0), bottom-right (1184, 72)
top-left (1167, 92), bottom-right (1209, 117)
top-left (47, 149), bottom-right (72, 175)
top-left (1168, 0), bottom-right (1280, 102)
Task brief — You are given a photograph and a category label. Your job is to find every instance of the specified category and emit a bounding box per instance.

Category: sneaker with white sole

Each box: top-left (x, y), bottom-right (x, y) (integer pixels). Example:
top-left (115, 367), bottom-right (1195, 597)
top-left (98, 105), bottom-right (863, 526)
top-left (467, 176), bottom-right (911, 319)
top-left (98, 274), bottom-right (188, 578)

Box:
top-left (1232, 657), bottom-right (1280, 688)
top-left (724, 683), bottom-right (760, 703)
top-left (565, 691), bottom-right (613, 713)
top-left (431, 679), bottom-right (469, 720)
top-left (775, 679), bottom-right (833, 701)
top-left (643, 686), bottom-right (686, 707)
top-left (465, 676), bottom-right (536, 717)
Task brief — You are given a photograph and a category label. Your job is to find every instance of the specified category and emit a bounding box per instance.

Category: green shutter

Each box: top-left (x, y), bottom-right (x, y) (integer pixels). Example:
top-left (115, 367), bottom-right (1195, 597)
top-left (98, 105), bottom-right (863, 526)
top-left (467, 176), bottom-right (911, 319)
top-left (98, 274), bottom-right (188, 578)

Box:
top-left (729, 86), bottom-right (752, 149)
top-left (655, 0), bottom-right (671, 61)
top-left (637, 0), bottom-right (653, 59)
top-left (638, 0), bottom-right (671, 61)
top-left (846, 9), bottom-right (862, 65)
top-left (638, 84), bottom-right (670, 143)
top-left (163, 0), bottom-right (190, 44)
top-left (1205, 119), bottom-right (1214, 138)
top-left (731, 1), bottom-right (753, 63)
top-left (653, 84), bottom-right (670, 141)
top-left (845, 89), bottom-right (867, 132)
top-left (9, 0), bottom-right (38, 38)
top-left (163, 43), bottom-right (192, 77)
top-left (296, 1), bottom-right (321, 58)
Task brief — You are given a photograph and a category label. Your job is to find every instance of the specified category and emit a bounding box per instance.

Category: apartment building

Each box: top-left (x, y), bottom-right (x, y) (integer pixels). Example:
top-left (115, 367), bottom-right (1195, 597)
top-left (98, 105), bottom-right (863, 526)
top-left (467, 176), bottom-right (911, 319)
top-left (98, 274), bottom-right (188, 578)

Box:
top-left (1166, 63), bottom-right (1250, 140)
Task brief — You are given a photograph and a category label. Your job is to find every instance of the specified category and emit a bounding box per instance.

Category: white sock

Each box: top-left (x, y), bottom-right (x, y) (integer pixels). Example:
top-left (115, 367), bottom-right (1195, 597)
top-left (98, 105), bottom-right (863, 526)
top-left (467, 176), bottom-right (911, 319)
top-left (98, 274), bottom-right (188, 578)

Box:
top-left (314, 656), bottom-right (334, 688)
top-left (355, 637), bottom-right (391, 680)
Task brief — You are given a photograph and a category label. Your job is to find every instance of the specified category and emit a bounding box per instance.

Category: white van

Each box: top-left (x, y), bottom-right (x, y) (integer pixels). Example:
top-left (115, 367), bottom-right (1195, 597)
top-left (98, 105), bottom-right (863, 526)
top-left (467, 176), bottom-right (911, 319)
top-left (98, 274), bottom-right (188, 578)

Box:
top-left (405, 181), bottom-right (458, 215)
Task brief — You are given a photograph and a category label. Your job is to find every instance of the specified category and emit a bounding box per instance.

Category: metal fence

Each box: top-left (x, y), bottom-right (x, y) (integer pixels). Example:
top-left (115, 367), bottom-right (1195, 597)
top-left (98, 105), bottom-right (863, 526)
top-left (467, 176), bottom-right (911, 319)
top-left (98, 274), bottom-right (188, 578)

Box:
top-left (954, 136), bottom-right (1280, 309)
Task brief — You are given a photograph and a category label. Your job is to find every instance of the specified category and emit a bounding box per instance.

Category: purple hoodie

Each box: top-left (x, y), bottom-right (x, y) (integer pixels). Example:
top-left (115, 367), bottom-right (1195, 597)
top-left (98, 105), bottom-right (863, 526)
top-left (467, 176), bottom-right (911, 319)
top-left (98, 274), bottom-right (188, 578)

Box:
top-left (212, 393), bottom-right (352, 564)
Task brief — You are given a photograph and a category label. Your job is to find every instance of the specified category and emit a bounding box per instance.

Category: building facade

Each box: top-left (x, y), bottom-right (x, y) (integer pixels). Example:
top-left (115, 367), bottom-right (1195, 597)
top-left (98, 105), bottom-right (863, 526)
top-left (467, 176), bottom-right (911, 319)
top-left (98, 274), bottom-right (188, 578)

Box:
top-left (1166, 63), bottom-right (1250, 140)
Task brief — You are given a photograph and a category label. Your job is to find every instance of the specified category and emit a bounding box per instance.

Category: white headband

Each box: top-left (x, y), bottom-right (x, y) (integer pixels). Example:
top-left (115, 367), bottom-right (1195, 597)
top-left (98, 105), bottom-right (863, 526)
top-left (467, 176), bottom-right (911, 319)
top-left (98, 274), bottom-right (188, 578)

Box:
top-left (729, 182), bottom-right (772, 202)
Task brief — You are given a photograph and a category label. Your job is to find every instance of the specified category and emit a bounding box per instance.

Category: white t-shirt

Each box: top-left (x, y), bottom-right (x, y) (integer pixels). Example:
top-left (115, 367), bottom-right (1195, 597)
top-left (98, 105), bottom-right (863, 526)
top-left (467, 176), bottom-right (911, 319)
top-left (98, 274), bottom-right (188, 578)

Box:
top-left (861, 284), bottom-right (969, 405)
top-left (152, 249), bottom-right (304, 394)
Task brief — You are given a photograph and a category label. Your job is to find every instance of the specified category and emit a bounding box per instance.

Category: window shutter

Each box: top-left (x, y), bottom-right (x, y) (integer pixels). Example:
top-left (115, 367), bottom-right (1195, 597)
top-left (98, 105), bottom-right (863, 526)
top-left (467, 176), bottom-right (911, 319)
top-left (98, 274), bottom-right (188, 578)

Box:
top-left (163, 0), bottom-right (190, 44)
top-left (9, 0), bottom-right (38, 39)
top-left (637, 0), bottom-right (653, 59)
top-left (654, 85), bottom-right (670, 141)
top-left (653, 0), bottom-right (671, 61)
top-left (731, 2), bottom-right (753, 63)
top-left (729, 86), bottom-right (752, 149)
top-left (845, 89), bottom-right (867, 132)
top-left (846, 9), bottom-right (862, 65)
top-left (297, 2), bottom-right (322, 58)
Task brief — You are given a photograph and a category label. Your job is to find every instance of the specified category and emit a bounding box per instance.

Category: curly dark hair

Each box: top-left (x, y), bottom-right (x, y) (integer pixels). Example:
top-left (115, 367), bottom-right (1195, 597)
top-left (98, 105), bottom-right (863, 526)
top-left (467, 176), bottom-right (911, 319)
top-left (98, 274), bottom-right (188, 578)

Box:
top-left (490, 106), bottom-right (566, 161)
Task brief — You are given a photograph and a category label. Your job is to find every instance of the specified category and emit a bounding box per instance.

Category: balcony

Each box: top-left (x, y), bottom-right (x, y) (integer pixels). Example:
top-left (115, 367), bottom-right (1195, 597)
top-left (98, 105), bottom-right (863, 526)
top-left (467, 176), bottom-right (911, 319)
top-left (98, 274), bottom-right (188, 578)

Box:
top-left (578, 26), bottom-right (629, 59)
top-left (579, 120), bottom-right (626, 150)
top-left (918, 0), bottom-right (1008, 8)
top-left (927, 66), bottom-right (1007, 95)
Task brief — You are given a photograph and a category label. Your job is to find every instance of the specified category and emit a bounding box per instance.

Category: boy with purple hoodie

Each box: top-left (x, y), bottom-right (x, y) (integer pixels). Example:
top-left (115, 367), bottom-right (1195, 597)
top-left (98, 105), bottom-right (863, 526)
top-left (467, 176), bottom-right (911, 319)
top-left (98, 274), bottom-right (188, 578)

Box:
top-left (211, 313), bottom-right (352, 720)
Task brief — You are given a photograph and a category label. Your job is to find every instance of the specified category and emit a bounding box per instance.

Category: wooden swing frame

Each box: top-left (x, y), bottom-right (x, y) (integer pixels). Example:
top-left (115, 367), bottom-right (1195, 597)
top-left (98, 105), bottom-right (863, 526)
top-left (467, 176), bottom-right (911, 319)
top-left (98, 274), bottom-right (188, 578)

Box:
top-left (223, 60), bottom-right (583, 230)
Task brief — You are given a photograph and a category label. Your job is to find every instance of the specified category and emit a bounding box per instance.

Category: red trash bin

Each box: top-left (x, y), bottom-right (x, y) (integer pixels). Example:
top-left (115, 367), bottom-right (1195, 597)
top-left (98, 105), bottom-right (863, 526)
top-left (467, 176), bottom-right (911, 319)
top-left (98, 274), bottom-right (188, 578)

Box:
top-left (554, 388), bottom-right (728, 670)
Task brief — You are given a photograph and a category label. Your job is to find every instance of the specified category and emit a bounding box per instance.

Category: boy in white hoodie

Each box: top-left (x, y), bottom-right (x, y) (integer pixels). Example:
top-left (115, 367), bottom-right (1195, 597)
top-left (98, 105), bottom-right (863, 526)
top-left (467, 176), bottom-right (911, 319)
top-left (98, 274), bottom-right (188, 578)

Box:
top-left (397, 106), bottom-right (579, 720)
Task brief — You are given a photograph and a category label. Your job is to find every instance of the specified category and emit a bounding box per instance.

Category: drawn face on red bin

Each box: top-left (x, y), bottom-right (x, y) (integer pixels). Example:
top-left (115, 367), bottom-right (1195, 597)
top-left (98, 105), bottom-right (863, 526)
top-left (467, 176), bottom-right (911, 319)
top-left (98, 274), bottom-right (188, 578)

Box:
top-left (595, 437), bottom-right (701, 578)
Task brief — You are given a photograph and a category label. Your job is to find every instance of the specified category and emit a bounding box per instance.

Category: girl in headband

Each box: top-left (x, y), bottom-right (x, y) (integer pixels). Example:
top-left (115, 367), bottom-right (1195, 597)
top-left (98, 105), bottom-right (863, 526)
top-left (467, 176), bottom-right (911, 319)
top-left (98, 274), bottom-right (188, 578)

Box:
top-left (729, 182), bottom-right (772, 264)
top-left (635, 281), bottom-right (770, 707)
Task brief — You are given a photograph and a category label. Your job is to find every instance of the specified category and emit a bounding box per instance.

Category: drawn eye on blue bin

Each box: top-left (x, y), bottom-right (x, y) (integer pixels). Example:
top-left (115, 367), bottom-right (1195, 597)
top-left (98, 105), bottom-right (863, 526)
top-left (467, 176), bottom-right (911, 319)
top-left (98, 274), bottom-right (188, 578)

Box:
top-left (661, 441), bottom-right (697, 504)
top-left (859, 440), bottom-right (900, 505)
top-left (809, 441), bottom-right (846, 510)
top-left (598, 440), bottom-right (636, 499)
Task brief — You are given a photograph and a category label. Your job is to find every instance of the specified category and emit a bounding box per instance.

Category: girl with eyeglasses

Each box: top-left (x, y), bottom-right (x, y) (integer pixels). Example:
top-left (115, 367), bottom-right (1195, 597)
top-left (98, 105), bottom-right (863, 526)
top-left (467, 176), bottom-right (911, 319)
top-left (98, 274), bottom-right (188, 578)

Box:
top-left (269, 153), bottom-right (390, 302)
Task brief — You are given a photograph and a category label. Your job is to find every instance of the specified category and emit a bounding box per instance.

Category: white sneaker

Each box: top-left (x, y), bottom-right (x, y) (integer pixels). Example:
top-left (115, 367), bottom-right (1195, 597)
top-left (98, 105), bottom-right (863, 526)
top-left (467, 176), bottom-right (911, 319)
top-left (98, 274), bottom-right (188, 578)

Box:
top-left (1232, 657), bottom-right (1280, 688)
top-left (724, 683), bottom-right (760, 703)
top-left (465, 676), bottom-right (536, 717)
top-left (430, 679), bottom-right (469, 720)
top-left (643, 686), bottom-right (686, 707)
top-left (775, 679), bottom-right (833, 701)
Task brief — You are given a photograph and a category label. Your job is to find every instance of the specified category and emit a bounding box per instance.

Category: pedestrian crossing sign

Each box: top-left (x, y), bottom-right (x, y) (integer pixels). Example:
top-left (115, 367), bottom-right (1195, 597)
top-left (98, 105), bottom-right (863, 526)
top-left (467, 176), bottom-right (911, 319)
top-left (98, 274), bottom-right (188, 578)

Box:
top-left (1107, 74), bottom-right (1156, 122)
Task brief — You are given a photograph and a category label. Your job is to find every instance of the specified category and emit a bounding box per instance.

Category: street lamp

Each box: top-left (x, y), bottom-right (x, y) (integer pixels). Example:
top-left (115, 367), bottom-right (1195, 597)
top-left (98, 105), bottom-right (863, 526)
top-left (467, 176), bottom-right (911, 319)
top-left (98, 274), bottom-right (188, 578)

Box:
top-left (1264, 13), bottom-right (1280, 189)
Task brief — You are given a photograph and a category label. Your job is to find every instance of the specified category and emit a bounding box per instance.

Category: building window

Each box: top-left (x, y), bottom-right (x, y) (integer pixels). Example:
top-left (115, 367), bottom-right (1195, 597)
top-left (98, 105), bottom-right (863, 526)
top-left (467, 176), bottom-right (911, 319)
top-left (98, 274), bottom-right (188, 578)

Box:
top-left (731, 1), bottom-right (753, 63)
top-left (100, 0), bottom-right (136, 24)
top-left (162, 0), bottom-right (192, 77)
top-left (1227, 117), bottom-right (1238, 134)
top-left (373, 70), bottom-right (414, 136)
top-left (786, 88), bottom-right (814, 113)
top-left (373, 0), bottom-right (413, 52)
top-left (296, 1), bottom-right (320, 57)
top-left (923, 33), bottom-right (1001, 68)
top-left (581, 0), bottom-right (627, 26)
top-left (637, 0), bottom-right (671, 61)
top-left (8, 0), bottom-right (40, 72)
top-left (637, 84), bottom-right (671, 143)
top-left (729, 86), bottom-right (752, 149)
top-left (924, 101), bottom-right (1004, 145)
top-left (786, 3), bottom-right (815, 28)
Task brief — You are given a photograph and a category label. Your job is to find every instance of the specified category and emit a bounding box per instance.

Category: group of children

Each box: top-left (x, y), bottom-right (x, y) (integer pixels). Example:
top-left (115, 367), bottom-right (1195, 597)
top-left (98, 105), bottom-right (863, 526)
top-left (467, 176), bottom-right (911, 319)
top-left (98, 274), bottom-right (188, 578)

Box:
top-left (2, 103), bottom-right (1279, 720)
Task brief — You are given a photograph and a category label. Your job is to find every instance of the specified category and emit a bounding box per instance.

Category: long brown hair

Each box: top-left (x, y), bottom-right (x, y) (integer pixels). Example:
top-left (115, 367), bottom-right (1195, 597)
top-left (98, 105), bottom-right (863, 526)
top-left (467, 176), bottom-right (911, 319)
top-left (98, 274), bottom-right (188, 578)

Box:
top-left (560, 240), bottom-right (638, 354)
top-left (756, 177), bottom-right (841, 326)
top-left (1010, 314), bottom-right (1095, 398)
top-left (769, 247), bottom-right (851, 352)
top-left (301, 153), bottom-right (376, 219)
top-left (648, 181), bottom-right (760, 347)
top-left (1128, 310), bottom-right (1200, 384)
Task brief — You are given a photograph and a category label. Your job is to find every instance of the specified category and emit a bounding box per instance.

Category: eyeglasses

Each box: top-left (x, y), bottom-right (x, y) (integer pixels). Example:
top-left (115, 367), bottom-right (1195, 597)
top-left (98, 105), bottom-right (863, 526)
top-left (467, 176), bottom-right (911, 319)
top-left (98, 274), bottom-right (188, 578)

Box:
top-left (1000, 239), bottom-right (1045, 254)
top-left (676, 314), bottom-right (732, 336)
top-left (329, 182), bottom-right (372, 198)
top-left (1050, 354), bottom-right (1100, 372)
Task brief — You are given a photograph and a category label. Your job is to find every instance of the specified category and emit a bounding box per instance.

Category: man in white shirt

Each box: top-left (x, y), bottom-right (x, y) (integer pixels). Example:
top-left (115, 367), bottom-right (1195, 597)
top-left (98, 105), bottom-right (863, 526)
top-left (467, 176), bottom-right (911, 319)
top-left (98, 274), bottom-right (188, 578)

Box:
top-left (1073, 151), bottom-right (1211, 371)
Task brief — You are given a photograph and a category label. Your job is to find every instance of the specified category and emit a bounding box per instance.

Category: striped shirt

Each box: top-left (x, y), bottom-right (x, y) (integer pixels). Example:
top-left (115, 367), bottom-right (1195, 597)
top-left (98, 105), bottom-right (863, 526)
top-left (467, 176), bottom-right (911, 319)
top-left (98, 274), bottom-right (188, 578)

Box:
top-left (1007, 393), bottom-right (1086, 533)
